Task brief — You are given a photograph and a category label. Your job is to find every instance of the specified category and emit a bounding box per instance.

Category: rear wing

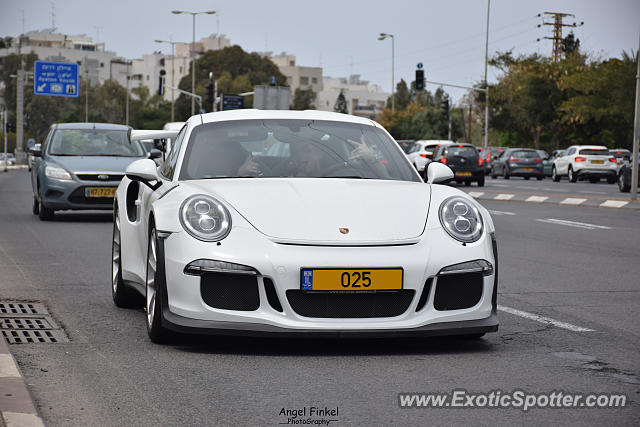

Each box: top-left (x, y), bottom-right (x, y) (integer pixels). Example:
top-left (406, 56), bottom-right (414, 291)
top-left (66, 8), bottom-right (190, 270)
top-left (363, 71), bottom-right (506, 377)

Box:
top-left (128, 129), bottom-right (179, 142)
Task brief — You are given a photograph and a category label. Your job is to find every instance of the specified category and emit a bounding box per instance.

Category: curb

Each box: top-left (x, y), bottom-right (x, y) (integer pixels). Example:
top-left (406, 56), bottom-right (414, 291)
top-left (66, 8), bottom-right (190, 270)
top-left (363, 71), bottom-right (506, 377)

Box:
top-left (465, 191), bottom-right (640, 210)
top-left (0, 337), bottom-right (44, 427)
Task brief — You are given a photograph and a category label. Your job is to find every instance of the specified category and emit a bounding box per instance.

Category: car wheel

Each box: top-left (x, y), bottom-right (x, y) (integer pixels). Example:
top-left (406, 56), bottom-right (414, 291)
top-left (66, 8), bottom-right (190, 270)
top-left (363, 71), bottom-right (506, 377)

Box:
top-left (37, 190), bottom-right (54, 221)
top-left (490, 167), bottom-right (497, 179)
top-left (32, 196), bottom-right (39, 215)
top-left (524, 176), bottom-right (530, 180)
top-left (606, 176), bottom-right (616, 184)
top-left (477, 178), bottom-right (485, 187)
top-left (568, 167), bottom-right (577, 183)
top-left (464, 180), bottom-right (471, 186)
top-left (618, 173), bottom-right (631, 192)
top-left (503, 167), bottom-right (510, 180)
top-left (112, 207), bottom-right (141, 308)
top-left (146, 225), bottom-right (171, 343)
top-left (552, 166), bottom-right (560, 182)
top-left (536, 175), bottom-right (544, 181)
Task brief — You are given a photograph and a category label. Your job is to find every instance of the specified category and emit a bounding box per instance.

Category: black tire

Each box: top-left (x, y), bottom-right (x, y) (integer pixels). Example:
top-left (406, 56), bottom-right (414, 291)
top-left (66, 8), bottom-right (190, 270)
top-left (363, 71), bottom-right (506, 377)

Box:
top-left (146, 224), bottom-right (172, 344)
top-left (552, 166), bottom-right (560, 182)
top-left (37, 189), bottom-right (54, 220)
top-left (477, 178), bottom-right (485, 187)
top-left (618, 173), bottom-right (631, 192)
top-left (491, 167), bottom-right (497, 179)
top-left (589, 177), bottom-right (599, 183)
top-left (503, 167), bottom-right (510, 180)
top-left (606, 176), bottom-right (616, 184)
top-left (112, 206), bottom-right (142, 308)
top-left (568, 166), bottom-right (577, 183)
top-left (464, 180), bottom-right (471, 186)
top-left (536, 175), bottom-right (544, 181)
top-left (524, 176), bottom-right (530, 180)
top-left (32, 196), bottom-right (39, 215)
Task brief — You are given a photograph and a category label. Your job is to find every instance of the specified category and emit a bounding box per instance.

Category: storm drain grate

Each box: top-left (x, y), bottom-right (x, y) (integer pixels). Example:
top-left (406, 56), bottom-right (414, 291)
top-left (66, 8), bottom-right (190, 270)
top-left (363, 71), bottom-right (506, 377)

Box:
top-left (0, 301), bottom-right (69, 344)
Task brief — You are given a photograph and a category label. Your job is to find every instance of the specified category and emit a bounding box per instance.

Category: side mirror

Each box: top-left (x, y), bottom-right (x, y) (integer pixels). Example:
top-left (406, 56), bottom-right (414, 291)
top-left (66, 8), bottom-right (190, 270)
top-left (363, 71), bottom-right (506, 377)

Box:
top-left (29, 144), bottom-right (42, 157)
top-left (126, 159), bottom-right (161, 190)
top-left (426, 162), bottom-right (454, 184)
top-left (148, 149), bottom-right (163, 159)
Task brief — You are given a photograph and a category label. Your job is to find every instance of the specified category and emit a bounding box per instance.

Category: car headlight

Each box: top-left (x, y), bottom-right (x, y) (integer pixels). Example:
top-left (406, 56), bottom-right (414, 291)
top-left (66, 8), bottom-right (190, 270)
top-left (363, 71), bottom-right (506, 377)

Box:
top-left (438, 196), bottom-right (483, 243)
top-left (179, 195), bottom-right (231, 242)
top-left (44, 166), bottom-right (72, 180)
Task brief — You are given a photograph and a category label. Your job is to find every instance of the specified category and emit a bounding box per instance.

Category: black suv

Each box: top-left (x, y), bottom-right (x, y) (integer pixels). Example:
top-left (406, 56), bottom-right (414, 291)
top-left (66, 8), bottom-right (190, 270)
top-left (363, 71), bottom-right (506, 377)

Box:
top-left (431, 143), bottom-right (485, 186)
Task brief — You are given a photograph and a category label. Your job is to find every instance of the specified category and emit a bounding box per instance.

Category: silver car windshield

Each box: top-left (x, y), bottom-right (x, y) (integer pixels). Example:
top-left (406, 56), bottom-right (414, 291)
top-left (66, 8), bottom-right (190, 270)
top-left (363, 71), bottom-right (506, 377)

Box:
top-left (179, 119), bottom-right (420, 182)
top-left (49, 129), bottom-right (145, 157)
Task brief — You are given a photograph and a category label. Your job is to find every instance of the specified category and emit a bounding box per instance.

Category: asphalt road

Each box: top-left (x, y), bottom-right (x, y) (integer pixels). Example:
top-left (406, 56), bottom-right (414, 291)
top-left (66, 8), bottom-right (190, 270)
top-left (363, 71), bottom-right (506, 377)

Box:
top-left (1, 170), bottom-right (639, 426)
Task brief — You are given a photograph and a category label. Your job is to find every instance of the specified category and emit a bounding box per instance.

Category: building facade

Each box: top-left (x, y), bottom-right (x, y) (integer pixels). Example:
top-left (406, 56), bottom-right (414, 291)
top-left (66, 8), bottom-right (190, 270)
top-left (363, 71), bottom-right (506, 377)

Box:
top-left (316, 75), bottom-right (389, 119)
top-left (271, 53), bottom-right (323, 104)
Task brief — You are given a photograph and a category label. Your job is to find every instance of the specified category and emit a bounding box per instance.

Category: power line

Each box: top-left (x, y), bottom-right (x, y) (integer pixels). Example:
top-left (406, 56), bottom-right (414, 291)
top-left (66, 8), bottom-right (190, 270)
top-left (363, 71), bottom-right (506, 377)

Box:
top-left (539, 12), bottom-right (584, 62)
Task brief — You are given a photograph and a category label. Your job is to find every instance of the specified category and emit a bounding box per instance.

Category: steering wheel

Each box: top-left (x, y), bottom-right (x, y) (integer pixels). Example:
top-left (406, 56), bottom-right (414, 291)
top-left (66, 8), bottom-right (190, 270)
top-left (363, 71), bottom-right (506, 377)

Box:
top-left (252, 156), bottom-right (274, 177)
top-left (322, 161), bottom-right (365, 178)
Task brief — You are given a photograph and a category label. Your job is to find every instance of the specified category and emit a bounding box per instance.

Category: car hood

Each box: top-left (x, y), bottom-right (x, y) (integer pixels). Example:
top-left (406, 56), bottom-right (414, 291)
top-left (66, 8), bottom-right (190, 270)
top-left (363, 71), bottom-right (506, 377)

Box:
top-left (185, 178), bottom-right (431, 244)
top-left (49, 155), bottom-right (145, 173)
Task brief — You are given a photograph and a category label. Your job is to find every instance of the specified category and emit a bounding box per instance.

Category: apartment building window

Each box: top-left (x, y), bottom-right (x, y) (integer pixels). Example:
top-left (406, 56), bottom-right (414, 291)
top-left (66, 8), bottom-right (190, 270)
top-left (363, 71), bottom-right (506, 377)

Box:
top-left (289, 60), bottom-right (295, 66)
top-left (300, 76), bottom-right (309, 85)
top-left (146, 75), bottom-right (150, 81)
top-left (311, 77), bottom-right (318, 84)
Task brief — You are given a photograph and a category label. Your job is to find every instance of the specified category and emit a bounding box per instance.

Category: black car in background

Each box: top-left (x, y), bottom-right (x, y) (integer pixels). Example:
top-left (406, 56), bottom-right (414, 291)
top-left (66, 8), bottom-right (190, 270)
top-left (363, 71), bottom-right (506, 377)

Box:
top-left (432, 142), bottom-right (485, 186)
top-left (618, 154), bottom-right (640, 192)
top-left (490, 148), bottom-right (544, 180)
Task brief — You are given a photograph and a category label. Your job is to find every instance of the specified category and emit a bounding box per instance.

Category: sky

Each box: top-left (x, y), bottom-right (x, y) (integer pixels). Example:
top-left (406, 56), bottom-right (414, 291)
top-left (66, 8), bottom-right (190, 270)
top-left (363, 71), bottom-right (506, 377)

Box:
top-left (1, 0), bottom-right (639, 103)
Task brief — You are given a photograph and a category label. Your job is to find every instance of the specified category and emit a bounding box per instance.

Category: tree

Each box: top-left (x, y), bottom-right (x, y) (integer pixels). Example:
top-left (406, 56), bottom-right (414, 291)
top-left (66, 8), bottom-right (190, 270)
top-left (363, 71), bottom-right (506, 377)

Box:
top-left (386, 79), bottom-right (410, 110)
top-left (561, 32), bottom-right (581, 56)
top-left (292, 88), bottom-right (316, 110)
top-left (333, 90), bottom-right (348, 113)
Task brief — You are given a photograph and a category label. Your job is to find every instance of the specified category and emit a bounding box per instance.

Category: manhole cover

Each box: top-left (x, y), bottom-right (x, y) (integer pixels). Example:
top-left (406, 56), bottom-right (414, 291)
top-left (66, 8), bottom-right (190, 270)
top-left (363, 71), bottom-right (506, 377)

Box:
top-left (0, 301), bottom-right (69, 344)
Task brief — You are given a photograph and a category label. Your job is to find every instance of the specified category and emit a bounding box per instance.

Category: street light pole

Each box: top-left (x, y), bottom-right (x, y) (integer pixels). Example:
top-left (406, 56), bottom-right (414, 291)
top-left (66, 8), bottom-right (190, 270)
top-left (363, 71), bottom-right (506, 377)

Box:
top-left (483, 0), bottom-right (491, 148)
top-left (630, 33), bottom-right (640, 200)
top-left (378, 33), bottom-right (395, 112)
top-left (172, 10), bottom-right (216, 116)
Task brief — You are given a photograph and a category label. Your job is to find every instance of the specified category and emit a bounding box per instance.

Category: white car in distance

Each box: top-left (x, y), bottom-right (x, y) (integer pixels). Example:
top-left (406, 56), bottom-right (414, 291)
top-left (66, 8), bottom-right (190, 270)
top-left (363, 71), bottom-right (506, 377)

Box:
top-left (406, 140), bottom-right (448, 178)
top-left (552, 145), bottom-right (618, 183)
top-left (112, 110), bottom-right (498, 343)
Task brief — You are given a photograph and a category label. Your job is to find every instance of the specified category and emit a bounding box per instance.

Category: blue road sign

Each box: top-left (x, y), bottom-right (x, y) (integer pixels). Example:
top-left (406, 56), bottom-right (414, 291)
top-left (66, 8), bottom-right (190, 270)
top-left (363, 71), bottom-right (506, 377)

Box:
top-left (222, 95), bottom-right (244, 110)
top-left (34, 61), bottom-right (79, 98)
top-left (417, 62), bottom-right (423, 69)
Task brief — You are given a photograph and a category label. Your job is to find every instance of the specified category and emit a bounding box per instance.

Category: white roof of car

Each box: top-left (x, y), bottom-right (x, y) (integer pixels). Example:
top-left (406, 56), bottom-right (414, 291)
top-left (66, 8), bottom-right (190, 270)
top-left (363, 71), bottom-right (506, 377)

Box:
top-left (198, 109), bottom-right (378, 127)
top-left (570, 145), bottom-right (608, 150)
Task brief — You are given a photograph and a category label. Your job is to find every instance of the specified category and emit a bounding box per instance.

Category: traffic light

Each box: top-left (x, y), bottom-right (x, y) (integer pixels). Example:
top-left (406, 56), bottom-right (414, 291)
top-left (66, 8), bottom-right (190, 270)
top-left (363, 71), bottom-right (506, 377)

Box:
top-left (441, 98), bottom-right (450, 121)
top-left (415, 69), bottom-right (424, 91)
top-left (207, 71), bottom-right (214, 111)
top-left (158, 69), bottom-right (166, 96)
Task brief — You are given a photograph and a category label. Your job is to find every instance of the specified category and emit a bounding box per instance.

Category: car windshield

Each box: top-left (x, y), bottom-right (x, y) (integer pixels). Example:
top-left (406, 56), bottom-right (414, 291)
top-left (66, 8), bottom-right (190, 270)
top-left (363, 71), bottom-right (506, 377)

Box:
top-left (49, 129), bottom-right (145, 157)
top-left (512, 150), bottom-right (540, 158)
top-left (179, 119), bottom-right (420, 181)
top-left (444, 146), bottom-right (477, 158)
top-left (579, 149), bottom-right (610, 156)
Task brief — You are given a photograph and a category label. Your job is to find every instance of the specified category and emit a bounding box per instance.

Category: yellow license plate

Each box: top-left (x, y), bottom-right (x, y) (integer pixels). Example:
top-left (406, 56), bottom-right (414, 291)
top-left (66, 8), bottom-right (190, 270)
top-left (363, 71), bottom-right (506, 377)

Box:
top-left (591, 160), bottom-right (604, 164)
top-left (456, 171), bottom-right (472, 177)
top-left (301, 268), bottom-right (403, 292)
top-left (522, 168), bottom-right (534, 172)
top-left (85, 187), bottom-right (116, 198)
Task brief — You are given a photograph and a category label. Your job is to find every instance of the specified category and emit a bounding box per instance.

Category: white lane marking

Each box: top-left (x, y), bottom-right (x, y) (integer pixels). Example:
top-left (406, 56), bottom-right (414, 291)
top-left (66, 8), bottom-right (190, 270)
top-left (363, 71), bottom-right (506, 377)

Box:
top-left (560, 197), bottom-right (587, 205)
top-left (2, 413), bottom-right (45, 427)
top-left (498, 305), bottom-right (595, 332)
top-left (490, 183), bottom-right (510, 187)
top-left (536, 218), bottom-right (611, 230)
top-left (494, 193), bottom-right (514, 200)
top-left (0, 354), bottom-right (21, 377)
top-left (600, 200), bottom-right (629, 208)
top-left (541, 187), bottom-right (565, 192)
top-left (525, 195), bottom-right (548, 203)
top-left (488, 210), bottom-right (516, 216)
top-left (468, 191), bottom-right (485, 198)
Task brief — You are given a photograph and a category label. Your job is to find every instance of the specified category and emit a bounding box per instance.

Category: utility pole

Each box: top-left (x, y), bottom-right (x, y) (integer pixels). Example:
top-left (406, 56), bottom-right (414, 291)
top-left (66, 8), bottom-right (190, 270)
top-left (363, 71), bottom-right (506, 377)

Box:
top-left (84, 57), bottom-right (89, 122)
top-left (468, 101), bottom-right (473, 145)
top-left (483, 0), bottom-right (490, 148)
top-left (448, 109), bottom-right (452, 140)
top-left (2, 109), bottom-right (7, 173)
top-left (125, 61), bottom-right (130, 125)
top-left (543, 12), bottom-right (583, 63)
top-left (630, 33), bottom-right (640, 200)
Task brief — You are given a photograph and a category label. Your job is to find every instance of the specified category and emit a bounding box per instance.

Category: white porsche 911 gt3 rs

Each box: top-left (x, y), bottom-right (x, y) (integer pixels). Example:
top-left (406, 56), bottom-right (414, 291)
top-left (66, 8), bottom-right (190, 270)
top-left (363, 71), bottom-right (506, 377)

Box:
top-left (112, 110), bottom-right (498, 343)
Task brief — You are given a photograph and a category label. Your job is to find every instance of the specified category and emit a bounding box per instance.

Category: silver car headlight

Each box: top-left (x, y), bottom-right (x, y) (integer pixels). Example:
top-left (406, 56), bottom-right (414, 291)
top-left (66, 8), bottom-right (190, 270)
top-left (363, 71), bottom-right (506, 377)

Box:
top-left (438, 196), bottom-right (483, 243)
top-left (179, 195), bottom-right (231, 242)
top-left (45, 166), bottom-right (72, 180)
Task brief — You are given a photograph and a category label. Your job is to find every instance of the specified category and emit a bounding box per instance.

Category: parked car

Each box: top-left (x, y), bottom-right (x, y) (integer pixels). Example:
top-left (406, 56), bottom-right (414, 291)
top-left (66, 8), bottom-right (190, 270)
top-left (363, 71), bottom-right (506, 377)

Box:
top-left (536, 150), bottom-right (551, 176)
top-left (432, 142), bottom-right (485, 186)
top-left (482, 147), bottom-right (506, 174)
top-left (610, 148), bottom-right (631, 161)
top-left (406, 140), bottom-right (446, 178)
top-left (112, 110), bottom-right (498, 343)
top-left (0, 153), bottom-right (16, 166)
top-left (29, 123), bottom-right (162, 220)
top-left (552, 145), bottom-right (617, 183)
top-left (491, 148), bottom-right (544, 180)
top-left (617, 154), bottom-right (640, 192)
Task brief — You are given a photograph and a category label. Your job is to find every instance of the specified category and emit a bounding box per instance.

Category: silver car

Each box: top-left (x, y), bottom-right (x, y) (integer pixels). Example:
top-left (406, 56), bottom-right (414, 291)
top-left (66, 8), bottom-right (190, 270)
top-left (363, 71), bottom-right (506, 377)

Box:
top-left (29, 122), bottom-right (161, 220)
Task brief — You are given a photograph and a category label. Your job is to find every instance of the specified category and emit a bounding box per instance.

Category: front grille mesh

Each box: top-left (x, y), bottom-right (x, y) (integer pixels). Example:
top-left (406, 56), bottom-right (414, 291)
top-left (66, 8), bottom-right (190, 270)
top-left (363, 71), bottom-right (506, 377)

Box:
top-left (286, 290), bottom-right (414, 318)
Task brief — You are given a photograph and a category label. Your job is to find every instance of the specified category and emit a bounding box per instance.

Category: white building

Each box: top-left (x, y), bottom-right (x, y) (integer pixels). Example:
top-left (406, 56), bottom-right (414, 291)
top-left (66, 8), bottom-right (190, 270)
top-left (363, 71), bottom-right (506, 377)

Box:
top-left (316, 75), bottom-right (389, 119)
top-left (175, 34), bottom-right (231, 58)
top-left (270, 53), bottom-right (323, 104)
